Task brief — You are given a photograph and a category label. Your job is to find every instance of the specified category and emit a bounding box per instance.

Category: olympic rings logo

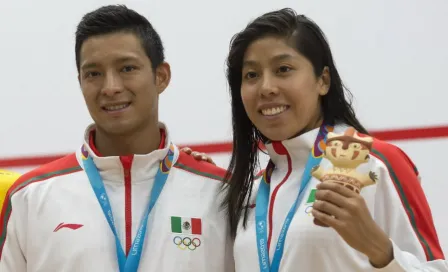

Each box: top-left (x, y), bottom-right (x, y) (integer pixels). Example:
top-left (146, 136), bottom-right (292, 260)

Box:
top-left (304, 206), bottom-right (313, 217)
top-left (173, 236), bottom-right (202, 251)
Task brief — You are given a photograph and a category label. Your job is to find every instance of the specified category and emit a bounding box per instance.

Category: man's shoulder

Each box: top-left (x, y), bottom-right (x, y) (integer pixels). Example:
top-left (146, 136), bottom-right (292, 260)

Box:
top-left (173, 151), bottom-right (227, 182)
top-left (11, 153), bottom-right (82, 195)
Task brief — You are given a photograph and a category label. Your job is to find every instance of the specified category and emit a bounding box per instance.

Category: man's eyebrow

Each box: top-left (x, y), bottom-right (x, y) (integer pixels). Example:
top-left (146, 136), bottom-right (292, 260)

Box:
top-left (80, 55), bottom-right (140, 70)
top-left (80, 62), bottom-right (97, 70)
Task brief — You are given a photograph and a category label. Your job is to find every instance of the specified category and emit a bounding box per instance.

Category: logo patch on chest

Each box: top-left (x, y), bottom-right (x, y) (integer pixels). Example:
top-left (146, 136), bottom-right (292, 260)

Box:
top-left (171, 216), bottom-right (202, 235)
top-left (170, 216), bottom-right (202, 251)
top-left (306, 189), bottom-right (317, 204)
top-left (304, 189), bottom-right (317, 216)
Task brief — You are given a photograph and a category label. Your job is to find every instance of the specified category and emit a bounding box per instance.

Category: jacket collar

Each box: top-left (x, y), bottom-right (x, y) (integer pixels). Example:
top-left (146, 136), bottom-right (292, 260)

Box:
top-left (76, 122), bottom-right (179, 184)
top-left (264, 123), bottom-right (348, 171)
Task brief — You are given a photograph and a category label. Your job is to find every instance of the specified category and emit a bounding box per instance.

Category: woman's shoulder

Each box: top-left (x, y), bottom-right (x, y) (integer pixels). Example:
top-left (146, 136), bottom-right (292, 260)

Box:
top-left (337, 125), bottom-right (419, 177)
top-left (370, 137), bottom-right (420, 177)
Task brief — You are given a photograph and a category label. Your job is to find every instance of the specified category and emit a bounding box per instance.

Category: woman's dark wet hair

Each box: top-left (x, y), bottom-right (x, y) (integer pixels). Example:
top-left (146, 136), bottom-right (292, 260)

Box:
top-left (222, 8), bottom-right (369, 238)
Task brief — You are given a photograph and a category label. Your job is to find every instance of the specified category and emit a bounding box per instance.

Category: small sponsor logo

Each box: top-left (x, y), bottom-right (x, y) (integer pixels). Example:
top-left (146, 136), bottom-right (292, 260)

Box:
top-left (53, 222), bottom-right (84, 232)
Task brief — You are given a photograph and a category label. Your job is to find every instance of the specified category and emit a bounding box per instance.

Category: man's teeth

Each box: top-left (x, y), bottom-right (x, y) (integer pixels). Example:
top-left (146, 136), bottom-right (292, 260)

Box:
top-left (104, 104), bottom-right (129, 111)
top-left (261, 106), bottom-right (287, 116)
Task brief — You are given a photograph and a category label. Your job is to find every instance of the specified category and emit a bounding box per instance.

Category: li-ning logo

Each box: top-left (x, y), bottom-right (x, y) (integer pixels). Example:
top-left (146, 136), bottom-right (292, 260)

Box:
top-left (173, 236), bottom-right (201, 251)
top-left (53, 222), bottom-right (84, 232)
top-left (160, 145), bottom-right (175, 173)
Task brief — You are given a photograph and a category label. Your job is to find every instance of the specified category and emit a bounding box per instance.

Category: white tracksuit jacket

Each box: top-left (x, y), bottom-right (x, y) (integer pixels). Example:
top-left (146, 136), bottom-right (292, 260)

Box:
top-left (0, 123), bottom-right (234, 272)
top-left (234, 124), bottom-right (447, 272)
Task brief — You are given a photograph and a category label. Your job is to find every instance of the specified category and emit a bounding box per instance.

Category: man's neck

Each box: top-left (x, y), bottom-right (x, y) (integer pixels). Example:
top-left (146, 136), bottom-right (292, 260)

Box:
top-left (93, 124), bottom-right (162, 157)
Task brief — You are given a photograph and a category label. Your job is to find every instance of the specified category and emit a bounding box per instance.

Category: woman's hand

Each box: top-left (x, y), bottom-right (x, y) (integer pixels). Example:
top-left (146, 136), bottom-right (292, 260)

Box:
top-left (311, 182), bottom-right (394, 268)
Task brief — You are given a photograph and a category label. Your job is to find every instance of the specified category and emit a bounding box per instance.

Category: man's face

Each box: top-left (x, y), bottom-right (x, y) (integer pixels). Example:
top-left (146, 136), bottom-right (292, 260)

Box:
top-left (78, 32), bottom-right (170, 135)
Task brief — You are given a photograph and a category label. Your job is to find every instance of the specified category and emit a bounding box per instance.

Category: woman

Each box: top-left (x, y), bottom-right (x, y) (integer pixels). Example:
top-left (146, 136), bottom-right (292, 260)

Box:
top-left (219, 8), bottom-right (447, 272)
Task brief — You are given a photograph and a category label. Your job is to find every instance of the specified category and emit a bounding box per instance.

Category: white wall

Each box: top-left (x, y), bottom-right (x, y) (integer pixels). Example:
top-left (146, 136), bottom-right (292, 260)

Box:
top-left (1, 0), bottom-right (448, 253)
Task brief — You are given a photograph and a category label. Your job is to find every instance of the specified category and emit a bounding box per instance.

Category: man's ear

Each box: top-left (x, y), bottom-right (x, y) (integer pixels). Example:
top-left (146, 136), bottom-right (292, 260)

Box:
top-left (155, 62), bottom-right (171, 95)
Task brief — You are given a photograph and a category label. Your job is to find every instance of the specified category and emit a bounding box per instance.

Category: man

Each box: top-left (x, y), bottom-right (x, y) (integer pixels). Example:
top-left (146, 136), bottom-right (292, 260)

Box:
top-left (0, 5), bottom-right (233, 271)
top-left (0, 170), bottom-right (20, 208)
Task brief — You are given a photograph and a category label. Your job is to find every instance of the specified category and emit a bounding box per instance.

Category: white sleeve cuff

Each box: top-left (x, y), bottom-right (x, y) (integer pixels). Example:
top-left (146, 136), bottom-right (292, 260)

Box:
top-left (371, 239), bottom-right (409, 272)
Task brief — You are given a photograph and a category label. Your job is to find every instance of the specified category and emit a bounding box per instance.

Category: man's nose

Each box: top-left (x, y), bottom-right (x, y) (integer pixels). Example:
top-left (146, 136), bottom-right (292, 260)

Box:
top-left (101, 72), bottom-right (124, 96)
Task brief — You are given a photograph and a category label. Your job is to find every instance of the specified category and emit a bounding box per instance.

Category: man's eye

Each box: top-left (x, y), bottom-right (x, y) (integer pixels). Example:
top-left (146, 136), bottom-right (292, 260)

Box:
top-left (278, 66), bottom-right (291, 73)
top-left (122, 66), bottom-right (136, 72)
top-left (86, 71), bottom-right (100, 78)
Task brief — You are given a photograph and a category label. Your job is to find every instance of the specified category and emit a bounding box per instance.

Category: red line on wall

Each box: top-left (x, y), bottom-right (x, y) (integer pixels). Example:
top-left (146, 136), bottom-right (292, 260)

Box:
top-left (1, 125), bottom-right (447, 168)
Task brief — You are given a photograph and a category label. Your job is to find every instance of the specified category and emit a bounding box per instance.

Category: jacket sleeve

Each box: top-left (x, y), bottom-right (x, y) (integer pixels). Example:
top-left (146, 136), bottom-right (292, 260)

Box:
top-left (370, 142), bottom-right (447, 271)
top-left (0, 187), bottom-right (27, 271)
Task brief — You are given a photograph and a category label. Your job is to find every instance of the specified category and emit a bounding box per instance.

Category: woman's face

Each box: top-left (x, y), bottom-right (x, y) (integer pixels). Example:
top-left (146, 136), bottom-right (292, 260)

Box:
top-left (240, 36), bottom-right (330, 141)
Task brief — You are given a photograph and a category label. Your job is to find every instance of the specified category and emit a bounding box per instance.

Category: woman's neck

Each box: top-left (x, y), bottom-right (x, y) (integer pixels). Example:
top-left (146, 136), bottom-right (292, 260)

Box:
top-left (93, 124), bottom-right (161, 157)
top-left (288, 115), bottom-right (324, 140)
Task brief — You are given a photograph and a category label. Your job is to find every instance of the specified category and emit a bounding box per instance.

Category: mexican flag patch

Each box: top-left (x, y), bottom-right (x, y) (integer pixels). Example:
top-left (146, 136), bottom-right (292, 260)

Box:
top-left (306, 189), bottom-right (317, 204)
top-left (171, 216), bottom-right (202, 235)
